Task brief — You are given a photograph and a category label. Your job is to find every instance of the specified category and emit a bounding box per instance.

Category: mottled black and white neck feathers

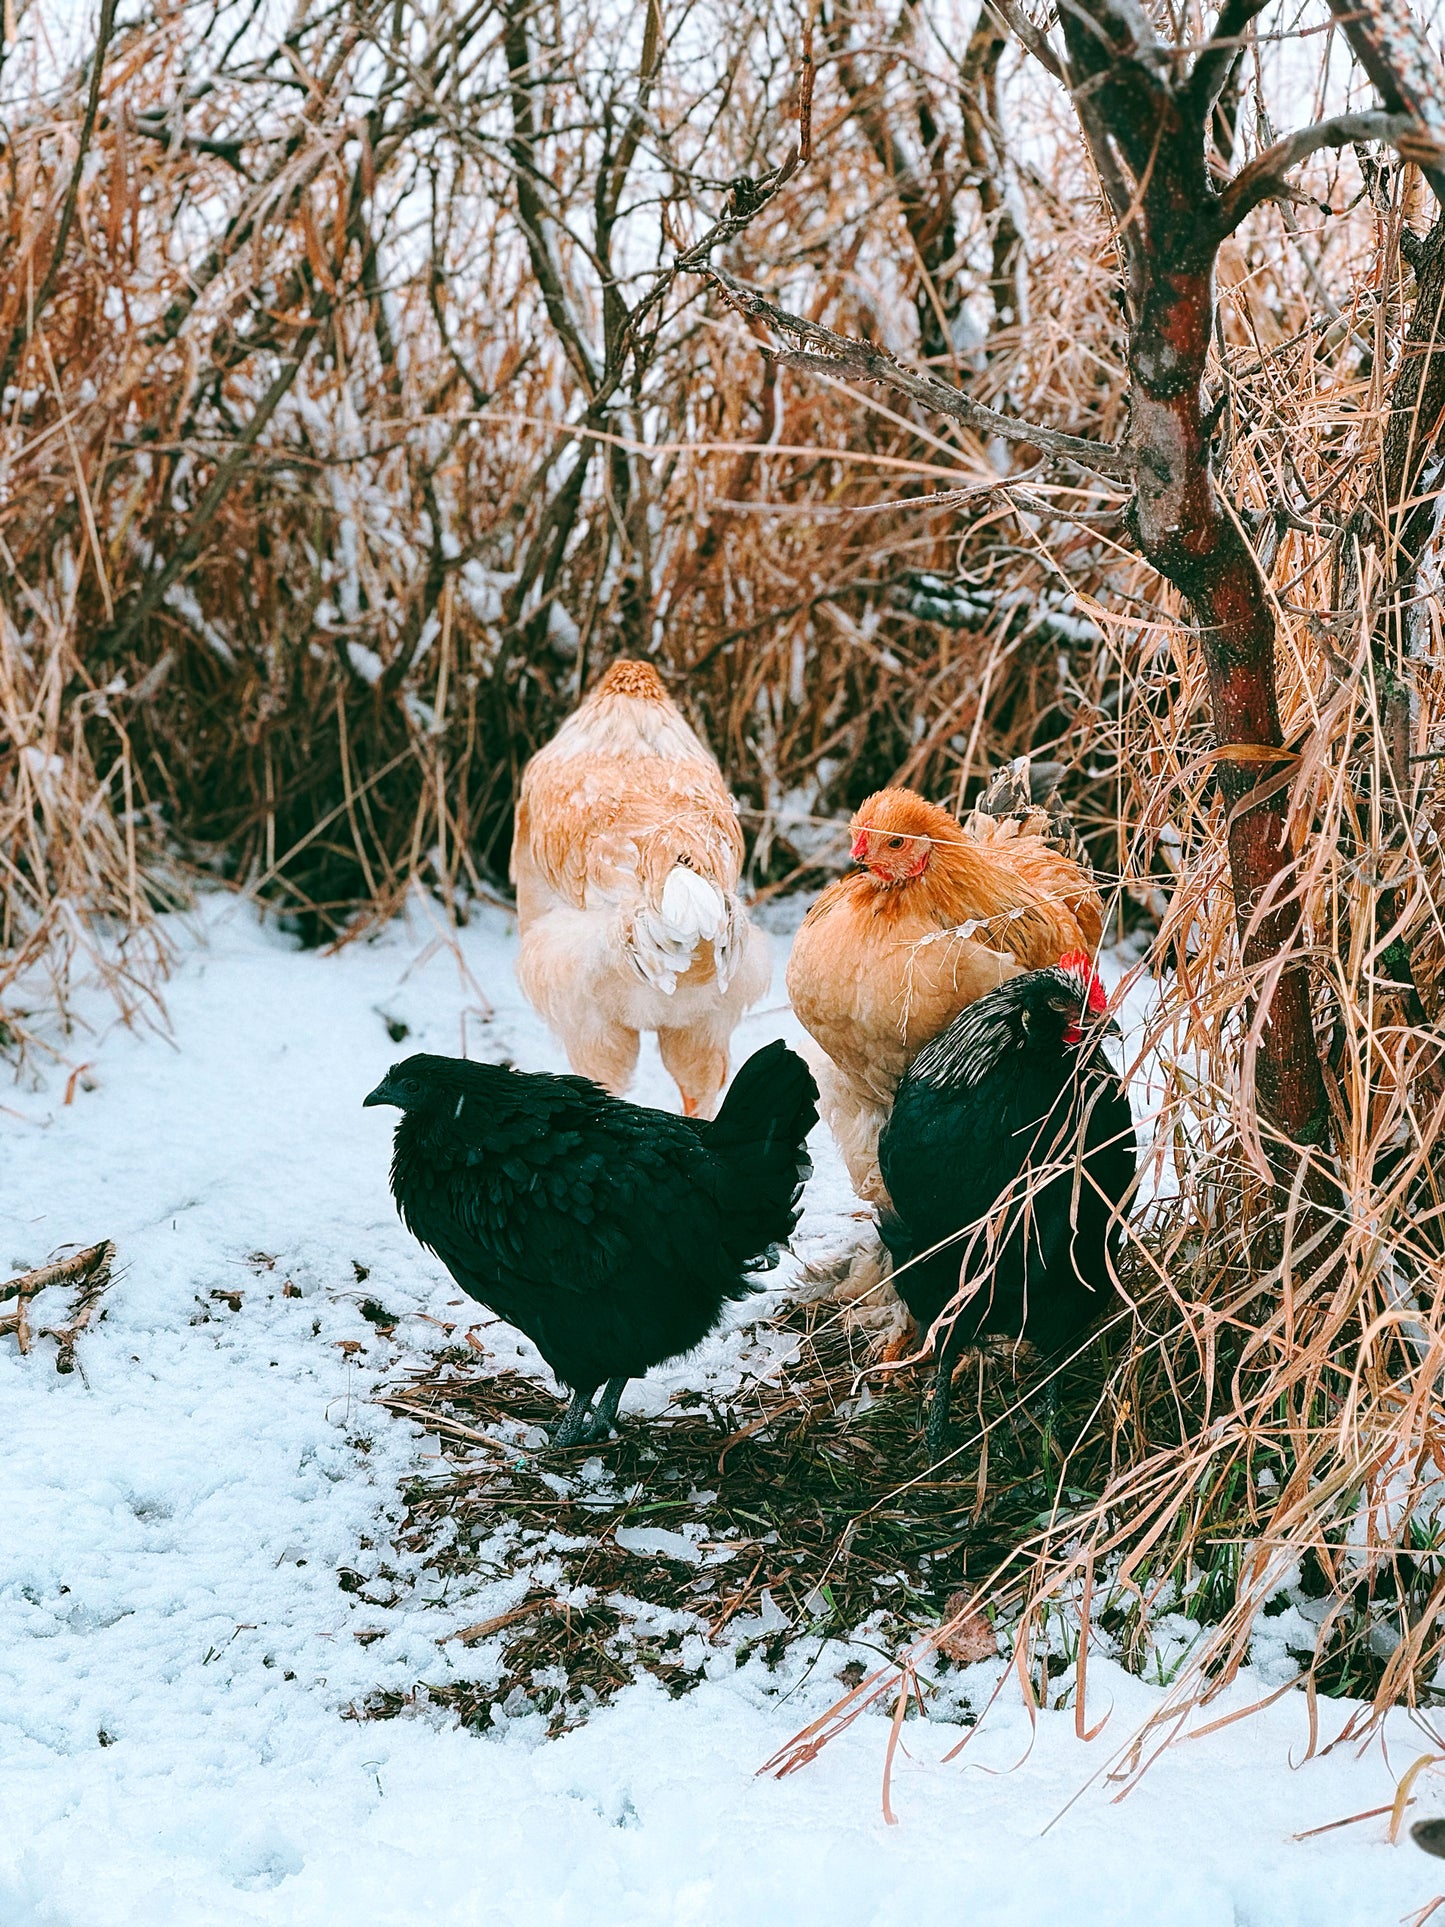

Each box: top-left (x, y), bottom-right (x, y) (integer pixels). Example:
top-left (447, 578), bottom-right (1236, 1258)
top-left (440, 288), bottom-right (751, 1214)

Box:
top-left (906, 963), bottom-right (1105, 1093)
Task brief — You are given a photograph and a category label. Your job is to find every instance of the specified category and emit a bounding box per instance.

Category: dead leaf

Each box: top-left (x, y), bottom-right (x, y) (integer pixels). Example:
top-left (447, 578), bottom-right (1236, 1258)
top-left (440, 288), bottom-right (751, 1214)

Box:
top-left (938, 1588), bottom-right (998, 1664)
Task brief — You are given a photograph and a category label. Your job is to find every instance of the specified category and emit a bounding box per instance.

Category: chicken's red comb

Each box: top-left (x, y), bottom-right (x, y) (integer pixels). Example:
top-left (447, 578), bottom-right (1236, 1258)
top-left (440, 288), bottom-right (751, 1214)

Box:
top-left (1057, 949), bottom-right (1109, 1014)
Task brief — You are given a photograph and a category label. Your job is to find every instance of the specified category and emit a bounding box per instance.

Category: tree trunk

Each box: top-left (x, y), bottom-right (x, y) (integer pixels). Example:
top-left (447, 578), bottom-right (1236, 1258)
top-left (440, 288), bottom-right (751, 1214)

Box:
top-left (1053, 7), bottom-right (1335, 1171)
top-left (1127, 270), bottom-right (1329, 1152)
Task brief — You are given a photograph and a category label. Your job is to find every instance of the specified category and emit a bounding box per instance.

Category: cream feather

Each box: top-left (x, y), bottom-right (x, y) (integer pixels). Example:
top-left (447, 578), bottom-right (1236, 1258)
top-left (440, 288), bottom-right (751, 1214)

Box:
top-left (510, 658), bottom-right (767, 1115)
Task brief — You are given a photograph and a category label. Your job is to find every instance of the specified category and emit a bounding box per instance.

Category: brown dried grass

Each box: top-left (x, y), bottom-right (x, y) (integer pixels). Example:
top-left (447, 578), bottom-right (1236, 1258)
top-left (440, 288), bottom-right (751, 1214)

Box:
top-left (0, 0), bottom-right (1128, 1024)
top-left (763, 161), bottom-right (1445, 1776)
top-left (5, 0), bottom-right (1445, 1769)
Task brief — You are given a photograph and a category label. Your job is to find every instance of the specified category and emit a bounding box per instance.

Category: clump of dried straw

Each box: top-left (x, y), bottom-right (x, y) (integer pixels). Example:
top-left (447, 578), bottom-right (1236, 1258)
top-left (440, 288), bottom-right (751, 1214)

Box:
top-left (4, 0), bottom-right (1445, 1769)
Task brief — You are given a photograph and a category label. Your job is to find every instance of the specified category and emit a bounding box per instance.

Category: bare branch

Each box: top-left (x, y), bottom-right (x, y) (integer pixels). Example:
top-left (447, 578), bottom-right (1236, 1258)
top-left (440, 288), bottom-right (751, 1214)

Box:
top-left (503, 0), bottom-right (600, 395)
top-left (1185, 0), bottom-right (1270, 127)
top-left (961, 14), bottom-right (1028, 335)
top-left (824, 8), bottom-right (962, 360)
top-left (1325, 0), bottom-right (1445, 204)
top-left (0, 0), bottom-right (117, 393)
top-left (1216, 110), bottom-right (1424, 232)
top-left (708, 270), bottom-right (1134, 476)
top-left (103, 304), bottom-right (329, 659)
top-left (980, 0), bottom-right (1064, 84)
top-left (150, 13), bottom-right (371, 344)
top-left (1053, 0), bottom-right (1173, 244)
top-left (129, 110), bottom-right (249, 173)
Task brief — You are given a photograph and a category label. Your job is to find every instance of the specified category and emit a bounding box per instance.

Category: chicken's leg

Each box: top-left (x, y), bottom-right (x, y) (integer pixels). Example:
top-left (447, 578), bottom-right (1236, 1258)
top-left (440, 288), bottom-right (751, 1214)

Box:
top-left (549, 1385), bottom-right (599, 1448)
top-left (564, 1025), bottom-right (641, 1098)
top-left (582, 1375), bottom-right (627, 1442)
top-left (926, 1346), bottom-right (957, 1467)
top-left (657, 1027), bottom-right (727, 1119)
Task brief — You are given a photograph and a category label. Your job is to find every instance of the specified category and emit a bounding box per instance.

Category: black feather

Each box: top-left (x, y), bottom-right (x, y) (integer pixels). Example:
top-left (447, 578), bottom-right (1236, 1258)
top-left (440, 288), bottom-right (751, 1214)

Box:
top-left (367, 1043), bottom-right (817, 1421)
top-left (878, 966), bottom-right (1137, 1361)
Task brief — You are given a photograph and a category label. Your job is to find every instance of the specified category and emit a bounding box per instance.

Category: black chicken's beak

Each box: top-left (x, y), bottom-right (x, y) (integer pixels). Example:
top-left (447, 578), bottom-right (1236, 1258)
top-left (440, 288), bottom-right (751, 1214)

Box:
top-left (363, 1077), bottom-right (395, 1109)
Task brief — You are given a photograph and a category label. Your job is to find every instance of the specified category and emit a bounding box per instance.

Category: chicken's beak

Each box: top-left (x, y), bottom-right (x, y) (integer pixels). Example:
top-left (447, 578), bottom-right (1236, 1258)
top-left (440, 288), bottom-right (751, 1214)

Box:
top-left (849, 832), bottom-right (868, 864)
top-left (363, 1077), bottom-right (395, 1109)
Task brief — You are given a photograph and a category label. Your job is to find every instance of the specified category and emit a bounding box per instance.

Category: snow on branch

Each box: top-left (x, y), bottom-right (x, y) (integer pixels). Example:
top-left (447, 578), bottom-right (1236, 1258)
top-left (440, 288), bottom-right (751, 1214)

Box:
top-left (704, 270), bottom-right (1134, 478)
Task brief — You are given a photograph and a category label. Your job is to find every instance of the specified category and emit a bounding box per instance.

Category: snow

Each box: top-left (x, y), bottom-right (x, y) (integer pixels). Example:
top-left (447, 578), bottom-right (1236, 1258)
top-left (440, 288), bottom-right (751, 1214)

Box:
top-left (2, 896), bottom-right (1444, 1924)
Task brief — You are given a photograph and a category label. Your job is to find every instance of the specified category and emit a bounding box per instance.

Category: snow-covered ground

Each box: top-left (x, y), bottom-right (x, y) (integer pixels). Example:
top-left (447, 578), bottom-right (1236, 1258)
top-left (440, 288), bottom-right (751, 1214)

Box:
top-left (2, 896), bottom-right (1443, 1926)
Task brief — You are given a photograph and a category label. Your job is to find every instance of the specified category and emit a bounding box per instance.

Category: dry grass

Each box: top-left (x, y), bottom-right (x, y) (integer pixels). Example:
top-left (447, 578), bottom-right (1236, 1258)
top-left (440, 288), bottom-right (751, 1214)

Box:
top-left (761, 167), bottom-right (1445, 1777)
top-left (354, 1306), bottom-right (1117, 1736)
top-left (0, 0), bottom-right (1131, 1021)
top-left (0, 1239), bottom-right (116, 1368)
top-left (0, 603), bottom-right (179, 1059)
top-left (6, 0), bottom-right (1445, 1773)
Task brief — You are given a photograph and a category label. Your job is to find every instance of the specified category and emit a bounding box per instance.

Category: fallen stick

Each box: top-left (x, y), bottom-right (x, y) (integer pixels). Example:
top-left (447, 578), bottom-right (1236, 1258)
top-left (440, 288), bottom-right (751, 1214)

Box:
top-left (446, 1596), bottom-right (556, 1647)
top-left (375, 1395), bottom-right (528, 1458)
top-left (0, 1241), bottom-right (114, 1364)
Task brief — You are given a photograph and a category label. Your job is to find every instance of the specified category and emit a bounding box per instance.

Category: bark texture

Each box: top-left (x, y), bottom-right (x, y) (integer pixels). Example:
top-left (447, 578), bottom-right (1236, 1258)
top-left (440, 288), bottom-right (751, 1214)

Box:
top-left (1055, 0), bottom-right (1334, 1161)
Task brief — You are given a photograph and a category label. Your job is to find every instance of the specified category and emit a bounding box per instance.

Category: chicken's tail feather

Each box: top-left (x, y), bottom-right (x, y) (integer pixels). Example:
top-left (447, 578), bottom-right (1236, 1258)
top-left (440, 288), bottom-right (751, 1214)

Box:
top-left (974, 755), bottom-right (1065, 820)
top-left (629, 863), bottom-right (741, 994)
top-left (702, 1041), bottom-right (819, 1282)
top-left (968, 756), bottom-right (1088, 866)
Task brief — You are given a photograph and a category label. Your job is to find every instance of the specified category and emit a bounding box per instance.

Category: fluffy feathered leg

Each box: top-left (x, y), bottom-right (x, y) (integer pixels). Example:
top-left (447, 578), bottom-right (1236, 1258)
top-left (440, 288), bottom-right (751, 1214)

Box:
top-left (658, 1026), bottom-right (727, 1120)
top-left (549, 1385), bottom-right (599, 1448)
top-left (804, 1048), bottom-right (890, 1205)
top-left (817, 1236), bottom-right (913, 1351)
top-left (562, 1025), bottom-right (641, 1098)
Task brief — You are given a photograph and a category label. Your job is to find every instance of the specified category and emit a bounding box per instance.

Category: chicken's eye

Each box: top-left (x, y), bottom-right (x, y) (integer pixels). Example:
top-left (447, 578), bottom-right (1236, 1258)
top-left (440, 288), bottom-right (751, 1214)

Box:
top-left (887, 836), bottom-right (905, 850)
top-left (676, 852), bottom-right (693, 867)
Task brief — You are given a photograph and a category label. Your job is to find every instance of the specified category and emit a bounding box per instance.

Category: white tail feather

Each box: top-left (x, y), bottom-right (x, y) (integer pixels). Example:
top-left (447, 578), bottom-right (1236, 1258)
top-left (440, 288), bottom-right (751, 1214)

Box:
top-left (661, 863), bottom-right (726, 941)
top-left (629, 864), bottom-right (735, 993)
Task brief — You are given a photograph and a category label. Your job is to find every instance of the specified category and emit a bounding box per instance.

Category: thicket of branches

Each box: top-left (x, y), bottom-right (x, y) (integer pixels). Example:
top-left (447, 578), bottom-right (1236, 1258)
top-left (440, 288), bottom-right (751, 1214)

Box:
top-left (7, 0), bottom-right (1445, 1762)
top-left (1, 0), bottom-right (1137, 1019)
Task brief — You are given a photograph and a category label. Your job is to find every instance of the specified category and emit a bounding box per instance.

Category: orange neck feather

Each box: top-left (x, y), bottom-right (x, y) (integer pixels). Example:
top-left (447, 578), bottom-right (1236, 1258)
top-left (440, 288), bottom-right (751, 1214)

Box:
top-left (593, 659), bottom-right (667, 702)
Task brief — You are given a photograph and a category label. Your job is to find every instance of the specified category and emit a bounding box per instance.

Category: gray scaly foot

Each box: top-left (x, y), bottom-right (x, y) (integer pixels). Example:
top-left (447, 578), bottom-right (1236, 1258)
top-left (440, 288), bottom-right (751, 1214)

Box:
top-left (548, 1385), bottom-right (598, 1449)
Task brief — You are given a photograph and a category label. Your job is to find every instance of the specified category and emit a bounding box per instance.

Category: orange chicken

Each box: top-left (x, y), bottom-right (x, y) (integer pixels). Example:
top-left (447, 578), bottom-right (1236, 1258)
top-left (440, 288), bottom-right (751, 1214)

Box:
top-left (786, 780), bottom-right (1103, 1205)
top-left (511, 659), bottom-right (770, 1117)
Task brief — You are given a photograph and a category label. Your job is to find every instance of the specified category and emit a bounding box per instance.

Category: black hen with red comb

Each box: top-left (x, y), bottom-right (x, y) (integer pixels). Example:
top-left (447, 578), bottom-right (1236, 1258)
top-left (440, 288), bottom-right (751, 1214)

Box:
top-left (877, 956), bottom-right (1137, 1463)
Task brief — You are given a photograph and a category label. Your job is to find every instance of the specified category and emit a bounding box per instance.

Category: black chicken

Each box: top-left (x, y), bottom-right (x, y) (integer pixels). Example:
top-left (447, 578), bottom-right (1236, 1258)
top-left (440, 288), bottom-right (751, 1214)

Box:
top-left (877, 955), bottom-right (1136, 1464)
top-left (364, 1041), bottom-right (817, 1447)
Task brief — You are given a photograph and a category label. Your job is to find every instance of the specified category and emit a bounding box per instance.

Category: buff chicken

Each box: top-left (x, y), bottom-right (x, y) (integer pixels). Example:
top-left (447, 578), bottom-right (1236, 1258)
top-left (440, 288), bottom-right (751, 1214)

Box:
top-left (511, 659), bottom-right (770, 1117)
top-left (787, 765), bottom-right (1104, 1210)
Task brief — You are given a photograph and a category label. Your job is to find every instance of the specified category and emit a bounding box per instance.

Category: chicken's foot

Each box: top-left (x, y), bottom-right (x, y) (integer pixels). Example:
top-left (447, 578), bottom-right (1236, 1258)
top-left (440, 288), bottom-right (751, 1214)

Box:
top-left (548, 1384), bottom-right (600, 1449)
top-left (925, 1347), bottom-right (956, 1467)
top-left (547, 1375), bottom-right (627, 1448)
top-left (583, 1375), bottom-right (627, 1442)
